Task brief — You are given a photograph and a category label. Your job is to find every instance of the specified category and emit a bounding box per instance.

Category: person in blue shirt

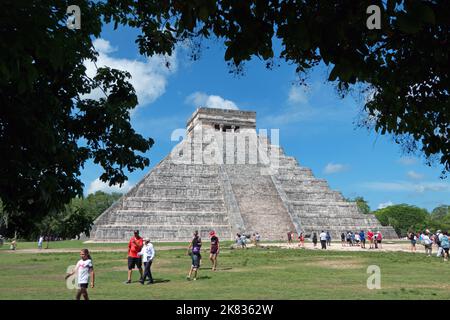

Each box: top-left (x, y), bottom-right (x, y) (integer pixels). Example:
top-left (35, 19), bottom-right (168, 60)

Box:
top-left (359, 230), bottom-right (366, 249)
top-left (441, 231), bottom-right (449, 262)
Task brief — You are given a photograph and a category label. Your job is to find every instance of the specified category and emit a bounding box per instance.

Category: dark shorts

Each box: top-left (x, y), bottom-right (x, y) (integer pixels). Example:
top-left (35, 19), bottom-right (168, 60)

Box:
top-left (128, 256), bottom-right (142, 270)
top-left (79, 283), bottom-right (88, 289)
top-left (210, 247), bottom-right (218, 255)
top-left (444, 248), bottom-right (449, 254)
top-left (191, 253), bottom-right (201, 268)
top-left (377, 240), bottom-right (382, 244)
top-left (411, 240), bottom-right (416, 246)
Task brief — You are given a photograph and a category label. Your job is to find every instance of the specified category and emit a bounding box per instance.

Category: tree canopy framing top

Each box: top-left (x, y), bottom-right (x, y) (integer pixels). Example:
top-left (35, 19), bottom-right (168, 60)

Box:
top-left (0, 0), bottom-right (448, 231)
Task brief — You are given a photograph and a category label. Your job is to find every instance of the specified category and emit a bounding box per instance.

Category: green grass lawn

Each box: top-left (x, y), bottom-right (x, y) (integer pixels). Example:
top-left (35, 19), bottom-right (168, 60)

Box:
top-left (0, 241), bottom-right (449, 300)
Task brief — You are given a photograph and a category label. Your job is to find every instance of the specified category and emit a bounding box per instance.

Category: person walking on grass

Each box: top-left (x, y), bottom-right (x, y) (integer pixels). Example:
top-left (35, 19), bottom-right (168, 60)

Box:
top-left (312, 232), bottom-right (318, 248)
top-left (209, 231), bottom-right (219, 271)
top-left (65, 249), bottom-right (95, 300)
top-left (125, 230), bottom-right (144, 284)
top-left (440, 231), bottom-right (449, 261)
top-left (435, 230), bottom-right (443, 257)
top-left (408, 231), bottom-right (417, 252)
top-left (341, 232), bottom-right (346, 247)
top-left (298, 232), bottom-right (305, 248)
top-left (319, 230), bottom-right (327, 249)
top-left (187, 230), bottom-right (202, 281)
top-left (422, 230), bottom-right (432, 257)
top-left (138, 238), bottom-right (155, 285)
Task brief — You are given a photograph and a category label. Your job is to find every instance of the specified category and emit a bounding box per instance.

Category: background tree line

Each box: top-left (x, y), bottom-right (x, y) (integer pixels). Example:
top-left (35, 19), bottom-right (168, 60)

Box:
top-left (348, 197), bottom-right (450, 237)
top-left (0, 192), bottom-right (122, 240)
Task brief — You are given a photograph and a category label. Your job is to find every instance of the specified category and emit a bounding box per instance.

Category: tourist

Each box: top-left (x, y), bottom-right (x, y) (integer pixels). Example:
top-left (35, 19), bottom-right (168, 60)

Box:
top-left (209, 231), bottom-right (219, 271)
top-left (346, 231), bottom-right (352, 246)
top-left (138, 238), bottom-right (155, 285)
top-left (255, 232), bottom-right (261, 247)
top-left (240, 234), bottom-right (247, 249)
top-left (326, 231), bottom-right (331, 247)
top-left (376, 231), bottom-right (383, 249)
top-left (373, 233), bottom-right (378, 249)
top-left (422, 230), bottom-right (432, 256)
top-left (441, 231), bottom-right (449, 261)
top-left (367, 230), bottom-right (374, 249)
top-left (10, 239), bottom-right (16, 250)
top-left (187, 230), bottom-right (202, 281)
top-left (435, 230), bottom-right (443, 257)
top-left (125, 230), bottom-right (144, 284)
top-left (65, 249), bottom-right (95, 300)
top-left (408, 231), bottom-right (417, 252)
top-left (351, 232), bottom-right (356, 246)
top-left (298, 232), bottom-right (305, 248)
top-left (287, 231), bottom-right (293, 245)
top-left (341, 232), bottom-right (346, 247)
top-left (38, 235), bottom-right (44, 250)
top-left (319, 230), bottom-right (327, 249)
top-left (354, 232), bottom-right (360, 246)
top-left (312, 232), bottom-right (318, 248)
top-left (359, 230), bottom-right (366, 249)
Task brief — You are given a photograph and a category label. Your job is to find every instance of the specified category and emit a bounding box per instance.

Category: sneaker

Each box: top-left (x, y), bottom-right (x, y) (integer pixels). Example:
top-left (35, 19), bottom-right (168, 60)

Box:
top-left (124, 280), bottom-right (131, 284)
top-left (139, 280), bottom-right (144, 285)
top-left (186, 276), bottom-right (191, 281)
top-left (193, 278), bottom-right (197, 281)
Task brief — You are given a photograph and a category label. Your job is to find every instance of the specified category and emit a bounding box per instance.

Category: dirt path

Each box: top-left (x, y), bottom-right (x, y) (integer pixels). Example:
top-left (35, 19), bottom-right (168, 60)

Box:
top-left (0, 241), bottom-right (427, 255)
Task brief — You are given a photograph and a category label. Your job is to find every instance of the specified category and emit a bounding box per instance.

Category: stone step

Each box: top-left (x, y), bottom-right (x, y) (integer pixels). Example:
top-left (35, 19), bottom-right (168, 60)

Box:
top-left (133, 187), bottom-right (223, 199)
top-left (113, 211), bottom-right (230, 225)
top-left (122, 199), bottom-right (225, 212)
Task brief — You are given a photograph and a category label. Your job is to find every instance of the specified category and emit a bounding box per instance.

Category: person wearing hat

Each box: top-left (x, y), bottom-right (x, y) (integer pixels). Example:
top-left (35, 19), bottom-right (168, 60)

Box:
top-left (138, 238), bottom-right (155, 284)
top-left (209, 231), bottom-right (220, 271)
top-left (125, 230), bottom-right (144, 284)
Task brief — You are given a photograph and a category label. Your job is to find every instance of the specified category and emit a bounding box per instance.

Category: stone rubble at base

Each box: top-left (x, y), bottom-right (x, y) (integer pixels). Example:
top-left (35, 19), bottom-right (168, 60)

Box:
top-left (90, 107), bottom-right (397, 242)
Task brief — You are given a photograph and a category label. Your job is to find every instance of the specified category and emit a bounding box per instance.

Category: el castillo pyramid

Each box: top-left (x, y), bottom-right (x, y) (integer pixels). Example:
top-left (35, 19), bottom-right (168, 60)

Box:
top-left (90, 107), bottom-right (397, 241)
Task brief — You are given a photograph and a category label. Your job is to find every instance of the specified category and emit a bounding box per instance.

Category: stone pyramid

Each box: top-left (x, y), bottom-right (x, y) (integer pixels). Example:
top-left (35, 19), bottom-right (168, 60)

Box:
top-left (90, 108), bottom-right (397, 241)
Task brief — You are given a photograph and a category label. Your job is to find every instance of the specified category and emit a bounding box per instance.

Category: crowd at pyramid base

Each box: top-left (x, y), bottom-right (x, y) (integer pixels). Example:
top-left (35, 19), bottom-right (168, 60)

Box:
top-left (89, 108), bottom-right (397, 242)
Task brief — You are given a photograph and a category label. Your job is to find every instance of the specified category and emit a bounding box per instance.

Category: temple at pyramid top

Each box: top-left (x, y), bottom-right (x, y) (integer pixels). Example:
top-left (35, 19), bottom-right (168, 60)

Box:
top-left (90, 107), bottom-right (397, 242)
top-left (186, 107), bottom-right (256, 133)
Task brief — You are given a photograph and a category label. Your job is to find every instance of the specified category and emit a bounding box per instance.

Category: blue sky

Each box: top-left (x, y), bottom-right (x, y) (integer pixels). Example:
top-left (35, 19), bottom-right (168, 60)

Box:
top-left (81, 24), bottom-right (450, 212)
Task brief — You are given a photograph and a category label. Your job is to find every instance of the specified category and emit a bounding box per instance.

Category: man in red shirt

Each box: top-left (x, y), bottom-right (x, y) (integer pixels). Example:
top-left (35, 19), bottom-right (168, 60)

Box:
top-left (125, 230), bottom-right (144, 284)
top-left (367, 230), bottom-right (374, 249)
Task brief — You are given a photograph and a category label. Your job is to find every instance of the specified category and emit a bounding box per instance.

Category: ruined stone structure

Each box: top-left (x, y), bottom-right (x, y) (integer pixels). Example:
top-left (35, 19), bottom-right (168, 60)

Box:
top-left (90, 108), bottom-right (397, 241)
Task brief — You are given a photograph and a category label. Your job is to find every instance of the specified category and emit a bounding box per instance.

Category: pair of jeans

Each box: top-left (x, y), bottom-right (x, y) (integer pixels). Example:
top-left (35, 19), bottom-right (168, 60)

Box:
top-left (320, 240), bottom-right (327, 249)
top-left (142, 260), bottom-right (153, 283)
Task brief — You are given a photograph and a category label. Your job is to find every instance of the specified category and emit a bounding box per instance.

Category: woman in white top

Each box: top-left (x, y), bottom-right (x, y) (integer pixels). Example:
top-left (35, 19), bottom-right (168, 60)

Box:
top-left (65, 249), bottom-right (95, 300)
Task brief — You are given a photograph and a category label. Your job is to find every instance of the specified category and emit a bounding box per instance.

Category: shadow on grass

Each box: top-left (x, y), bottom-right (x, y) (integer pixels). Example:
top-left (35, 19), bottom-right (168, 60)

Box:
top-left (152, 279), bottom-right (170, 284)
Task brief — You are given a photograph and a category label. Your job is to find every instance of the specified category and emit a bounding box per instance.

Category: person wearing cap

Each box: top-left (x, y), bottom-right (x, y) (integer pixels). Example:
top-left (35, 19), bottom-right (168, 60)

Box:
top-left (125, 230), bottom-right (144, 284)
top-left (138, 238), bottom-right (155, 285)
top-left (209, 231), bottom-right (220, 271)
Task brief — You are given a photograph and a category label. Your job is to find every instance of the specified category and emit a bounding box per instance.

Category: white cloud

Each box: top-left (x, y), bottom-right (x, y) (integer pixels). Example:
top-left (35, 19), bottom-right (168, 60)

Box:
top-left (185, 92), bottom-right (238, 110)
top-left (87, 178), bottom-right (133, 195)
top-left (288, 86), bottom-right (309, 104)
top-left (323, 163), bottom-right (349, 174)
top-left (362, 181), bottom-right (450, 193)
top-left (407, 170), bottom-right (424, 180)
top-left (84, 38), bottom-right (177, 107)
top-left (398, 157), bottom-right (417, 166)
top-left (378, 201), bottom-right (394, 209)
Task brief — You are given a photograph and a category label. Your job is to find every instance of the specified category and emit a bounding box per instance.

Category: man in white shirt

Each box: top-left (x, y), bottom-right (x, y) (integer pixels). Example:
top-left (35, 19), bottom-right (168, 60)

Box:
top-left (319, 231), bottom-right (327, 249)
top-left (138, 238), bottom-right (155, 284)
top-left (436, 230), bottom-right (443, 257)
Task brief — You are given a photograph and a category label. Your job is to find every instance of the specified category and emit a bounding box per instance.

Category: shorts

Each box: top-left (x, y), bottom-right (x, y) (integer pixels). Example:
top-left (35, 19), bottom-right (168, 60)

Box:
top-left (444, 248), bottom-right (449, 254)
top-left (191, 253), bottom-right (201, 268)
top-left (210, 247), bottom-right (218, 255)
top-left (79, 283), bottom-right (88, 289)
top-left (128, 256), bottom-right (142, 270)
top-left (411, 240), bottom-right (416, 246)
top-left (377, 240), bottom-right (382, 244)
